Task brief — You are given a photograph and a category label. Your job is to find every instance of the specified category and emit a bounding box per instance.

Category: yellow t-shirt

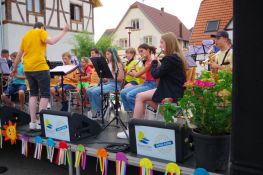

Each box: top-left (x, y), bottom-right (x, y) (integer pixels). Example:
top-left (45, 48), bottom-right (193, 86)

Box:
top-left (125, 59), bottom-right (144, 84)
top-left (215, 49), bottom-right (233, 70)
top-left (20, 28), bottom-right (49, 72)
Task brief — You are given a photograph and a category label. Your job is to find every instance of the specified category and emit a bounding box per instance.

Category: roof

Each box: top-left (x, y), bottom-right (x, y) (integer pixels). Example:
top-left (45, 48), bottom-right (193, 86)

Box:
top-left (103, 28), bottom-right (115, 36)
top-left (91, 0), bottom-right (102, 7)
top-left (114, 1), bottom-right (191, 41)
top-left (190, 0), bottom-right (233, 45)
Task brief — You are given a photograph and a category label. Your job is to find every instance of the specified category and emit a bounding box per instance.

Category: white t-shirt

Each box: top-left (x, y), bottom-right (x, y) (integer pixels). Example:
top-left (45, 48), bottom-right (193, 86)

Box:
top-left (216, 48), bottom-right (233, 70)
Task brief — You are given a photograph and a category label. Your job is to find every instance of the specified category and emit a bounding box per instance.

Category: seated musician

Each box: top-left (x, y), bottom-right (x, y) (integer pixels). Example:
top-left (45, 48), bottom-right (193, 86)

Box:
top-left (123, 48), bottom-right (144, 88)
top-left (50, 52), bottom-right (78, 111)
top-left (87, 48), bottom-right (124, 119)
top-left (1, 52), bottom-right (27, 111)
top-left (76, 57), bottom-right (93, 107)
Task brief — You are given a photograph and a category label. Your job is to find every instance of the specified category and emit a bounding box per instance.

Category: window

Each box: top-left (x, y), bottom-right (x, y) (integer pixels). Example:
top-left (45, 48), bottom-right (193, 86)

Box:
top-left (144, 36), bottom-right (153, 45)
top-left (27, 0), bottom-right (44, 15)
top-left (70, 4), bottom-right (83, 22)
top-left (119, 38), bottom-right (128, 48)
top-left (205, 20), bottom-right (220, 32)
top-left (131, 19), bottom-right (140, 30)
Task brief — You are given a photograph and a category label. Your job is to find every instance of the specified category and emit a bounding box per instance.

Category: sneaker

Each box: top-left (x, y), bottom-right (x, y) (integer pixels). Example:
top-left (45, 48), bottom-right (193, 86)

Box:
top-left (47, 102), bottom-right (51, 109)
top-left (117, 130), bottom-right (129, 139)
top-left (29, 122), bottom-right (36, 130)
top-left (92, 110), bottom-right (101, 120)
top-left (29, 122), bottom-right (41, 131)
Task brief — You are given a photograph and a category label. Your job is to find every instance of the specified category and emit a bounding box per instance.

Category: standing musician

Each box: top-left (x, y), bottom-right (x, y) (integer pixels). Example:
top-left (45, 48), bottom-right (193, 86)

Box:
top-left (12, 22), bottom-right (70, 130)
top-left (210, 30), bottom-right (233, 72)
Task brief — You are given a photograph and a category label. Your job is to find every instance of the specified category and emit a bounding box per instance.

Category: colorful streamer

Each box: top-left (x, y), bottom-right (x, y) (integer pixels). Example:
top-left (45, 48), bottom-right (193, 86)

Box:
top-left (139, 158), bottom-right (153, 175)
top-left (164, 163), bottom-right (180, 175)
top-left (116, 152), bottom-right (128, 175)
top-left (74, 144), bottom-right (87, 170)
top-left (56, 141), bottom-right (70, 166)
top-left (96, 148), bottom-right (108, 175)
top-left (193, 168), bottom-right (209, 175)
top-left (21, 135), bottom-right (29, 158)
top-left (34, 136), bottom-right (43, 160)
top-left (46, 138), bottom-right (55, 163)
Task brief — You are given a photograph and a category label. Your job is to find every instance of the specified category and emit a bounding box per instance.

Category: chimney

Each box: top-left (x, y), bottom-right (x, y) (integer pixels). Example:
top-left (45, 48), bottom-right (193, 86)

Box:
top-left (179, 23), bottom-right (183, 38)
top-left (161, 7), bottom-right (164, 12)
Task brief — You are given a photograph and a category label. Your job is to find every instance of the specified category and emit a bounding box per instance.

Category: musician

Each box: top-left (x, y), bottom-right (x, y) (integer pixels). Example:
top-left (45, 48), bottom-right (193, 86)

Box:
top-left (1, 49), bottom-right (12, 68)
top-left (117, 32), bottom-right (187, 139)
top-left (76, 57), bottom-right (93, 107)
top-left (120, 44), bottom-right (158, 115)
top-left (12, 22), bottom-right (69, 130)
top-left (123, 48), bottom-right (144, 88)
top-left (210, 30), bottom-right (233, 72)
top-left (50, 52), bottom-right (78, 111)
top-left (1, 52), bottom-right (26, 111)
top-left (87, 48), bottom-right (124, 119)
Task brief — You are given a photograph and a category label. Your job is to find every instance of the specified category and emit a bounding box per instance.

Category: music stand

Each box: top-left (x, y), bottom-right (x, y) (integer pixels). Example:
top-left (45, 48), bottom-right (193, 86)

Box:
top-left (0, 58), bottom-right (10, 95)
top-left (50, 65), bottom-right (78, 110)
top-left (90, 57), bottom-right (113, 125)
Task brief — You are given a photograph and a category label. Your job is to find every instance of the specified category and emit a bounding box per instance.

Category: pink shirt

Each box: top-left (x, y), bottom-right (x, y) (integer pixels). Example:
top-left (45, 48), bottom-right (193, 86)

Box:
top-left (145, 59), bottom-right (155, 81)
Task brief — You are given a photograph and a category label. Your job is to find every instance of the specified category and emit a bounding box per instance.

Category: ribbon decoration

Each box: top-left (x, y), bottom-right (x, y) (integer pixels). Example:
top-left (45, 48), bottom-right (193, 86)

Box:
top-left (56, 141), bottom-right (70, 166)
top-left (164, 163), bottom-right (180, 175)
top-left (116, 152), bottom-right (128, 175)
top-left (139, 158), bottom-right (153, 175)
top-left (21, 135), bottom-right (29, 158)
top-left (96, 148), bottom-right (108, 175)
top-left (193, 168), bottom-right (209, 175)
top-left (74, 144), bottom-right (87, 170)
top-left (34, 136), bottom-right (43, 160)
top-left (46, 138), bottom-right (55, 163)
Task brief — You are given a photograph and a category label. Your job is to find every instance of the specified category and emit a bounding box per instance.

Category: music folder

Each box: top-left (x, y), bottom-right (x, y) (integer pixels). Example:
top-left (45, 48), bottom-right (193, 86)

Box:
top-left (0, 58), bottom-right (10, 75)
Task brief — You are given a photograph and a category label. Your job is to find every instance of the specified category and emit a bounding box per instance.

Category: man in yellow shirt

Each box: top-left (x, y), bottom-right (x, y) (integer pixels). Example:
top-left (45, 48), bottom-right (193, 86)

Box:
top-left (210, 30), bottom-right (233, 72)
top-left (12, 22), bottom-right (69, 130)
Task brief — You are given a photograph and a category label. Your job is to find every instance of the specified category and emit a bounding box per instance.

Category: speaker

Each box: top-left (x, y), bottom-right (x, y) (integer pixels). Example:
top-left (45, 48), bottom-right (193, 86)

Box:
top-left (0, 105), bottom-right (30, 126)
top-left (129, 119), bottom-right (192, 163)
top-left (39, 110), bottom-right (101, 142)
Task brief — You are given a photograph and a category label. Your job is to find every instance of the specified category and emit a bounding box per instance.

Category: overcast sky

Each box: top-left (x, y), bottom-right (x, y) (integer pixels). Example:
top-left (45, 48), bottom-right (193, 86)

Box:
top-left (93, 0), bottom-right (202, 42)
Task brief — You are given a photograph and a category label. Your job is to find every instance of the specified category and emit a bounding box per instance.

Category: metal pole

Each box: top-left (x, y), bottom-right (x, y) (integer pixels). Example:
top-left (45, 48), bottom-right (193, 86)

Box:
top-left (128, 31), bottom-right (131, 47)
top-left (0, 0), bottom-right (4, 51)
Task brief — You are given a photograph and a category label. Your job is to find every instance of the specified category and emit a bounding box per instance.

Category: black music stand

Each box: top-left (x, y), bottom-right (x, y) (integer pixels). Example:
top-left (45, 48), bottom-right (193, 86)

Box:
top-left (90, 57), bottom-right (113, 125)
top-left (50, 65), bottom-right (78, 111)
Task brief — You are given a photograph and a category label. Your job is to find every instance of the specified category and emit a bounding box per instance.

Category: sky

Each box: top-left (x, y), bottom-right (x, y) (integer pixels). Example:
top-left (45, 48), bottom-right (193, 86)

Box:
top-left (93, 0), bottom-right (203, 42)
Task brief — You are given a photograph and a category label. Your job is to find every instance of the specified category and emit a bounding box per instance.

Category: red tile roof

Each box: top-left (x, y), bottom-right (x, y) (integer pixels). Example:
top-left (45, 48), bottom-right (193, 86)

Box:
top-left (114, 1), bottom-right (191, 41)
top-left (190, 0), bottom-right (233, 45)
top-left (103, 28), bottom-right (115, 36)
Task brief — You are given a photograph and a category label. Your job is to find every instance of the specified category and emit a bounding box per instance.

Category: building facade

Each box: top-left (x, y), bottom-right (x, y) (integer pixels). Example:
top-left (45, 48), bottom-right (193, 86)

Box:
top-left (0, 0), bottom-right (101, 61)
top-left (112, 1), bottom-right (191, 54)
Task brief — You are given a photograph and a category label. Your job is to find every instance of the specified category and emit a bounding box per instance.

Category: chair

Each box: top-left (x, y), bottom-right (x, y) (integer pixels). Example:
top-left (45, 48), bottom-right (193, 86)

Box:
top-left (67, 89), bottom-right (81, 112)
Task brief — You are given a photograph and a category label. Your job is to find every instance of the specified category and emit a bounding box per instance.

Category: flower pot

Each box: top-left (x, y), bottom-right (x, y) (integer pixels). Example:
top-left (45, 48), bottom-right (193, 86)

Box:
top-left (192, 130), bottom-right (230, 172)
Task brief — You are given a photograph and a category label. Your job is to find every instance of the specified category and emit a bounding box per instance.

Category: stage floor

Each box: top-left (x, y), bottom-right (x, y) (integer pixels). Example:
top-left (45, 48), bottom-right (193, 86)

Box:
top-left (4, 102), bottom-right (226, 175)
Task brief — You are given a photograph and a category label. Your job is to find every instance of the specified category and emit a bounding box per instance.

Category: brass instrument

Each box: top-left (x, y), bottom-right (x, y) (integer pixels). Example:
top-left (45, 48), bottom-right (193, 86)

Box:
top-left (199, 45), bottom-right (216, 67)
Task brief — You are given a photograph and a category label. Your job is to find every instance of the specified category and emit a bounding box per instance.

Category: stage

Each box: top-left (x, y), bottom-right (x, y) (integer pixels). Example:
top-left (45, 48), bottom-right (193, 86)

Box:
top-left (1, 102), bottom-right (226, 175)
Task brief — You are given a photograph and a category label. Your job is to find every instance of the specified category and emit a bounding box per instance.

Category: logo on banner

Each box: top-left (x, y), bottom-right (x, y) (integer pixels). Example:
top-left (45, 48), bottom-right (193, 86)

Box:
top-left (138, 131), bottom-right (150, 144)
top-left (153, 134), bottom-right (174, 154)
top-left (45, 119), bottom-right (53, 129)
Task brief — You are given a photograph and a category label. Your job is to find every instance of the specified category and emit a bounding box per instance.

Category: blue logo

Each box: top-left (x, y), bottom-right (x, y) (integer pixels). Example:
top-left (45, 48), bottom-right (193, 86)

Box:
top-left (45, 119), bottom-right (53, 129)
top-left (56, 125), bottom-right (68, 132)
top-left (138, 131), bottom-right (150, 144)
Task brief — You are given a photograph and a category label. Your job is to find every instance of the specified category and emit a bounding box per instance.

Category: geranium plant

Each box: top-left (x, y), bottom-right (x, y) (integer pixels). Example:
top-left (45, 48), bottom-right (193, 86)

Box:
top-left (159, 98), bottom-right (181, 123)
top-left (178, 70), bottom-right (232, 135)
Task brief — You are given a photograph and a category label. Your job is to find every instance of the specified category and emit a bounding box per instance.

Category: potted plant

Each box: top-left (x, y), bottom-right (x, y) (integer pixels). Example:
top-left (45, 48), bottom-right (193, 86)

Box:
top-left (176, 70), bottom-right (232, 171)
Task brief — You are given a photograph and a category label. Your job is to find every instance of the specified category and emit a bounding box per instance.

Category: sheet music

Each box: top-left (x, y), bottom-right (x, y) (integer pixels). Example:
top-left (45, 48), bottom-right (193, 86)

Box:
top-left (50, 65), bottom-right (77, 74)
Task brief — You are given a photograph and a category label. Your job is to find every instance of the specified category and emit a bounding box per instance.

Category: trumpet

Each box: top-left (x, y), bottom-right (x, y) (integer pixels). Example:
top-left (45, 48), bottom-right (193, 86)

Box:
top-left (199, 46), bottom-right (216, 67)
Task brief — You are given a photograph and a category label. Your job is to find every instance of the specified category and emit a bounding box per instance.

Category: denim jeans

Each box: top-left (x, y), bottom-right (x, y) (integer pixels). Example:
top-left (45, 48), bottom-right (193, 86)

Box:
top-left (87, 79), bottom-right (121, 111)
top-left (120, 81), bottom-right (157, 111)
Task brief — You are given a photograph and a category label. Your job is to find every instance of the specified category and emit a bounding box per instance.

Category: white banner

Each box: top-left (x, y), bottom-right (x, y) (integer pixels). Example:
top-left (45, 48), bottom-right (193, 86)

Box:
top-left (135, 126), bottom-right (176, 162)
top-left (43, 114), bottom-right (70, 141)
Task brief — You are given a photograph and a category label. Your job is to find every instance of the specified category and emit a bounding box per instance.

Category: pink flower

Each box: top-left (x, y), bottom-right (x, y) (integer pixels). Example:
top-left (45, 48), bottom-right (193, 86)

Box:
top-left (194, 80), bottom-right (215, 87)
top-left (161, 98), bottom-right (174, 104)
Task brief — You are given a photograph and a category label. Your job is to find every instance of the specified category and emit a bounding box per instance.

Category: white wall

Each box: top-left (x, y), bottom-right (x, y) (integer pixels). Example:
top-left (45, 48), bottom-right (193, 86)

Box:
top-left (3, 23), bottom-right (92, 61)
top-left (113, 8), bottom-right (162, 52)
